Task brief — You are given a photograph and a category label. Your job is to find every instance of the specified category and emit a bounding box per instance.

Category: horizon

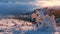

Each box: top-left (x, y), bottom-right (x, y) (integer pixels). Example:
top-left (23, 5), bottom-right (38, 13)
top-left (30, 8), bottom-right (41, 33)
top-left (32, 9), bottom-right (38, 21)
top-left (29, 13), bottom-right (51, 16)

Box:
top-left (0, 0), bottom-right (60, 15)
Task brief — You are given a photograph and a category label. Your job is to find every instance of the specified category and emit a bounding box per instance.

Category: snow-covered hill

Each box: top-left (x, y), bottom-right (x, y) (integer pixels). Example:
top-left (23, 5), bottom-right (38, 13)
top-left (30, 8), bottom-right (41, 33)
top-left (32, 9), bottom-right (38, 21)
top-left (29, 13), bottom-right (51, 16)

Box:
top-left (0, 15), bottom-right (60, 34)
top-left (0, 12), bottom-right (60, 34)
top-left (0, 7), bottom-right (60, 34)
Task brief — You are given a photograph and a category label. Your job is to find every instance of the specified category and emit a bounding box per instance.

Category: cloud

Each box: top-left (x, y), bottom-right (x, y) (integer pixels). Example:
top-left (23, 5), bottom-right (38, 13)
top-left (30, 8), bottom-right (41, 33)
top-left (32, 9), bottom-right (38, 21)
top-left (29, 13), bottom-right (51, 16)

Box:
top-left (32, 0), bottom-right (60, 7)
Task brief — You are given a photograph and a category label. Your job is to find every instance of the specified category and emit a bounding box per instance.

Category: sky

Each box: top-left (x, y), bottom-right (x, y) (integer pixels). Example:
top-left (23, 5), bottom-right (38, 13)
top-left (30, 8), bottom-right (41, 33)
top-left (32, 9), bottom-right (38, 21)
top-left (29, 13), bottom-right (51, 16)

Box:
top-left (0, 0), bottom-right (60, 15)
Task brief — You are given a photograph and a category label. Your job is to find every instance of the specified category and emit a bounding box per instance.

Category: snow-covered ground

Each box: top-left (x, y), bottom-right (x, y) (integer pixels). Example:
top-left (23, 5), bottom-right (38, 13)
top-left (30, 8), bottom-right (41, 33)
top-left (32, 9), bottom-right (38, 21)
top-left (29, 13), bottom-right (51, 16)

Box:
top-left (0, 18), bottom-right (60, 34)
top-left (0, 19), bottom-right (35, 34)
top-left (0, 9), bottom-right (60, 34)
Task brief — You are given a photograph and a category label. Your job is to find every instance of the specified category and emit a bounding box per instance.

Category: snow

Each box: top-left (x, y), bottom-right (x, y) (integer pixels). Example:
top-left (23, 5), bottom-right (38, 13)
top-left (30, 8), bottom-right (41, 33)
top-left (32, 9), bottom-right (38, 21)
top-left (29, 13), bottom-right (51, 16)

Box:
top-left (0, 18), bottom-right (59, 34)
top-left (0, 9), bottom-right (60, 34)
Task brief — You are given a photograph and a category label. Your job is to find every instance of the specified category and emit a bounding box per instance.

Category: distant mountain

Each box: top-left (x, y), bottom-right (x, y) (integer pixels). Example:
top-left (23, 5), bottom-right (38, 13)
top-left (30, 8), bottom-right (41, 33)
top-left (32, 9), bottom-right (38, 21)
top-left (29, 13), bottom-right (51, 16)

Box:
top-left (35, 6), bottom-right (60, 18)
top-left (6, 6), bottom-right (60, 21)
top-left (0, 6), bottom-right (60, 20)
top-left (48, 7), bottom-right (60, 18)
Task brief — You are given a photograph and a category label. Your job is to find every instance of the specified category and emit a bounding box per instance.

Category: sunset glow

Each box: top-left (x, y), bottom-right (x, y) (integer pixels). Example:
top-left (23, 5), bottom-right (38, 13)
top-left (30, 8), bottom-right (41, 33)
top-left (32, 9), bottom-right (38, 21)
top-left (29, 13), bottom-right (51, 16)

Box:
top-left (35, 1), bottom-right (60, 7)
